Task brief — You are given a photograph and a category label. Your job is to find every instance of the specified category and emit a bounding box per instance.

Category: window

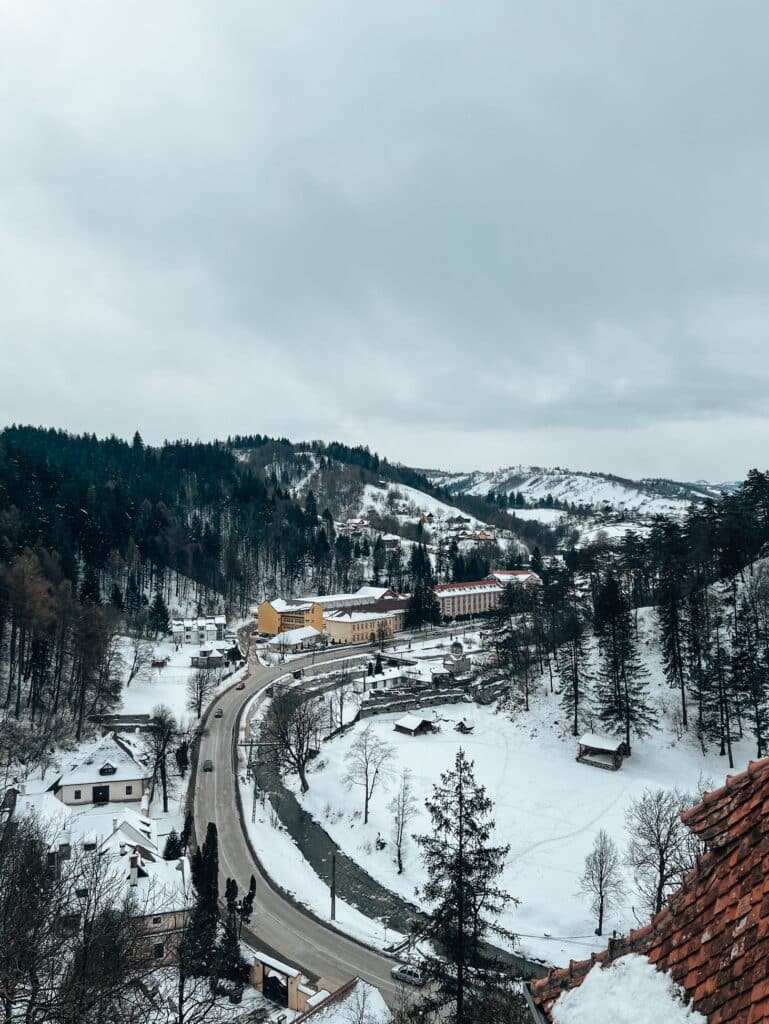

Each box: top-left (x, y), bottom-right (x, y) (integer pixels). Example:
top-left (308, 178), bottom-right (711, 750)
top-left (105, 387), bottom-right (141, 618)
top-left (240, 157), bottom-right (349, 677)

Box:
top-left (74, 789), bottom-right (82, 800)
top-left (153, 942), bottom-right (165, 960)
top-left (152, 915), bottom-right (162, 925)
top-left (125, 785), bottom-right (133, 795)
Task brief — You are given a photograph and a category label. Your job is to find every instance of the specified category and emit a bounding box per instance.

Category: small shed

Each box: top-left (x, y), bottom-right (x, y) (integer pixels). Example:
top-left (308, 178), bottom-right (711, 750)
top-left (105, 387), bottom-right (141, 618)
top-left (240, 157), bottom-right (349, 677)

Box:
top-left (577, 733), bottom-right (628, 771)
top-left (454, 718), bottom-right (475, 735)
top-left (394, 714), bottom-right (435, 737)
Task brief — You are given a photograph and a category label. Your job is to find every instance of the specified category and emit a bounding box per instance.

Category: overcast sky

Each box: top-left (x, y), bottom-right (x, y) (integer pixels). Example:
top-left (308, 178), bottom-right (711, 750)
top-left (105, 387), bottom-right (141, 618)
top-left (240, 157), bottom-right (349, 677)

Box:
top-left (1, 2), bottom-right (769, 481)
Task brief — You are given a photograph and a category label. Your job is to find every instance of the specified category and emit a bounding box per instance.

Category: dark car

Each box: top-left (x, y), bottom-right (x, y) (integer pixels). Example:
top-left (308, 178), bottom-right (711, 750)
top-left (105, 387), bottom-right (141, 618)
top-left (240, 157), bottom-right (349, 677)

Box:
top-left (214, 708), bottom-right (224, 718)
top-left (202, 759), bottom-right (214, 772)
top-left (235, 681), bottom-right (245, 690)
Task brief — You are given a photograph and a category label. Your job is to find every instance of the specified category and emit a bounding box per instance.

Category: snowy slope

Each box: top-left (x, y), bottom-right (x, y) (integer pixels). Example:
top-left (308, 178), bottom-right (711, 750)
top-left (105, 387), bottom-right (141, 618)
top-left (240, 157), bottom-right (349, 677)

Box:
top-left (429, 465), bottom-right (710, 516)
top-left (291, 609), bottom-right (755, 967)
top-left (360, 482), bottom-right (488, 529)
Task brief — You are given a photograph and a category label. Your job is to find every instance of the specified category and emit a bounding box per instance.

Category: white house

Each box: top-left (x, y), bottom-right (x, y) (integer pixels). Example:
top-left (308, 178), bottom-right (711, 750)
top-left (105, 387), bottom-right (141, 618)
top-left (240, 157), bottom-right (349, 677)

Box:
top-left (53, 732), bottom-right (153, 806)
top-left (171, 615), bottom-right (226, 646)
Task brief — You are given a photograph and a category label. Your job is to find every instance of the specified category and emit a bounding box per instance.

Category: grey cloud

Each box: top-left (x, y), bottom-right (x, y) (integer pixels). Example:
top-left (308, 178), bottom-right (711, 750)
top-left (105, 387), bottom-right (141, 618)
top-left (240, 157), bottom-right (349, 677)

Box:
top-left (1, 1), bottom-right (769, 478)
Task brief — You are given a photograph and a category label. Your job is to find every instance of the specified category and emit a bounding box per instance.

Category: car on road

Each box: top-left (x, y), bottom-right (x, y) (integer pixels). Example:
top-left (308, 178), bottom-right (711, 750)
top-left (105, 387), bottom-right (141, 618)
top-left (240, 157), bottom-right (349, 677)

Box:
top-left (235, 681), bottom-right (245, 690)
top-left (214, 708), bottom-right (224, 718)
top-left (390, 963), bottom-right (425, 987)
top-left (202, 759), bottom-right (214, 772)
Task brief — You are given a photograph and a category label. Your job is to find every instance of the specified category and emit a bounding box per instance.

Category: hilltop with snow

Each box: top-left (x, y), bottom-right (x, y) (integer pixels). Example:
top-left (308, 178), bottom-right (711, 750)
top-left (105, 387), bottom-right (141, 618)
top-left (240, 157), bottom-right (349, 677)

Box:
top-left (427, 464), bottom-right (727, 516)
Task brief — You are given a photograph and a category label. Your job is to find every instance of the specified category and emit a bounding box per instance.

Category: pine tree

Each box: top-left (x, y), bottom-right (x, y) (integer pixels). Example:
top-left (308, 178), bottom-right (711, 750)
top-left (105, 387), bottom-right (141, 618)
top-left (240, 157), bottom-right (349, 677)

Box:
top-left (79, 566), bottom-right (101, 605)
top-left (148, 591), bottom-right (170, 637)
top-left (405, 544), bottom-right (440, 630)
top-left (557, 614), bottom-right (592, 736)
top-left (593, 575), bottom-right (657, 754)
top-left (732, 601), bottom-right (769, 758)
top-left (181, 822), bottom-right (220, 977)
top-left (415, 750), bottom-right (515, 1024)
top-left (163, 828), bottom-right (182, 860)
top-left (216, 915), bottom-right (250, 985)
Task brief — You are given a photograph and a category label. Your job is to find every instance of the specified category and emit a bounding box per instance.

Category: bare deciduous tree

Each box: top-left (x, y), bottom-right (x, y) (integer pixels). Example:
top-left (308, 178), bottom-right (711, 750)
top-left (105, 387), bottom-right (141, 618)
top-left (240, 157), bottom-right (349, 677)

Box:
top-left (388, 768), bottom-right (419, 874)
top-left (148, 703), bottom-right (178, 813)
top-left (0, 815), bottom-right (159, 1024)
top-left (625, 788), bottom-right (700, 915)
top-left (186, 668), bottom-right (219, 719)
top-left (125, 635), bottom-right (154, 688)
top-left (343, 725), bottom-right (396, 824)
top-left (260, 685), bottom-right (326, 793)
top-left (578, 829), bottom-right (625, 935)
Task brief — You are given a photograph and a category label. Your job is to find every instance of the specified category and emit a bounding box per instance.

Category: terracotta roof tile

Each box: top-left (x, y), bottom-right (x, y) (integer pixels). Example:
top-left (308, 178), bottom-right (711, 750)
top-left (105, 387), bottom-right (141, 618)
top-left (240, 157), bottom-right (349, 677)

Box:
top-left (531, 756), bottom-right (769, 1022)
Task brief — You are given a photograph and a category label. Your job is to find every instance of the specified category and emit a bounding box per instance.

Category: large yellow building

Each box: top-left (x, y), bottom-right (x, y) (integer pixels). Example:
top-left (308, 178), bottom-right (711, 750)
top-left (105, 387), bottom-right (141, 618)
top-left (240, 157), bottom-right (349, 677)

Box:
top-left (324, 609), bottom-right (403, 645)
top-left (257, 599), bottom-right (324, 636)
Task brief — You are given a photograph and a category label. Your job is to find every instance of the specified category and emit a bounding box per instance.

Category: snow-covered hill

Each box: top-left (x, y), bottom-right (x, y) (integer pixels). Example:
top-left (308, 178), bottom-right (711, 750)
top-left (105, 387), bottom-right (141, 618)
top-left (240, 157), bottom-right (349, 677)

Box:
top-left (427, 465), bottom-right (722, 517)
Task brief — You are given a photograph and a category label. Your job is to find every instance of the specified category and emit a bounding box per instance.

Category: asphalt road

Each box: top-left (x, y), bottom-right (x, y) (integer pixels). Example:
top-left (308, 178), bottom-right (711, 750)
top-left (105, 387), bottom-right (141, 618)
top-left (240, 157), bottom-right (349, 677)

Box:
top-left (193, 649), bottom-right (405, 1001)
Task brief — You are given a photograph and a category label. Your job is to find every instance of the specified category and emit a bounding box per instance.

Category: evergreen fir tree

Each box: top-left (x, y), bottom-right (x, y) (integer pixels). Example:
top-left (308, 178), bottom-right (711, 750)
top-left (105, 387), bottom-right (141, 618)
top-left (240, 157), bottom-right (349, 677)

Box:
top-left (181, 822), bottom-right (220, 977)
top-left (216, 915), bottom-right (250, 985)
top-left (79, 566), bottom-right (101, 605)
top-left (557, 614), bottom-right (592, 736)
top-left (732, 600), bottom-right (769, 758)
top-left (593, 574), bottom-right (657, 754)
top-left (163, 828), bottom-right (182, 860)
top-left (415, 750), bottom-right (515, 1024)
top-left (148, 591), bottom-right (170, 637)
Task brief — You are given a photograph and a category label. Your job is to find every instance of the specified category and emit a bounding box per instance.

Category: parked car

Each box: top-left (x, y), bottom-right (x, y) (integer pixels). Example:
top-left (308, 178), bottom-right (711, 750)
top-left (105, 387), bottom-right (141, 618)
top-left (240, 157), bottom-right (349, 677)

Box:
top-left (202, 759), bottom-right (214, 772)
top-left (214, 708), bottom-right (224, 719)
top-left (390, 964), bottom-right (425, 987)
top-left (235, 681), bottom-right (245, 690)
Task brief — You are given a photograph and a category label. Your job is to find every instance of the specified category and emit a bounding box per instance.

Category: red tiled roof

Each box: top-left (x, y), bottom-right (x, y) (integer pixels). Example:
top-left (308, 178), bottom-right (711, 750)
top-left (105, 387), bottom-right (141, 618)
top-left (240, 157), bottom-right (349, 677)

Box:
top-left (531, 757), bottom-right (769, 1023)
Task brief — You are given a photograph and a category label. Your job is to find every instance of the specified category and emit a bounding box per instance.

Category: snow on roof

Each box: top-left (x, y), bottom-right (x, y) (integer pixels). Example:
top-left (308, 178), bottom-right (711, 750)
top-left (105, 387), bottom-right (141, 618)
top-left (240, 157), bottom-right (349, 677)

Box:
top-left (57, 733), bottom-right (152, 788)
top-left (551, 954), bottom-right (706, 1024)
top-left (252, 950), bottom-right (301, 977)
top-left (579, 733), bottom-right (625, 752)
top-left (324, 609), bottom-right (395, 623)
top-left (269, 598), bottom-right (314, 613)
top-left (114, 850), bottom-right (193, 914)
top-left (267, 626), bottom-right (321, 646)
top-left (296, 978), bottom-right (391, 1024)
top-left (489, 569), bottom-right (542, 583)
top-left (434, 581), bottom-right (502, 599)
top-left (395, 714), bottom-right (433, 732)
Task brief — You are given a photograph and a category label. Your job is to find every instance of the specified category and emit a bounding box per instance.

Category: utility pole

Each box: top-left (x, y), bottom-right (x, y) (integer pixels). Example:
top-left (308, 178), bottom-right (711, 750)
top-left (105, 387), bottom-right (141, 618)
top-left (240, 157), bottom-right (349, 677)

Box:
top-left (330, 851), bottom-right (336, 921)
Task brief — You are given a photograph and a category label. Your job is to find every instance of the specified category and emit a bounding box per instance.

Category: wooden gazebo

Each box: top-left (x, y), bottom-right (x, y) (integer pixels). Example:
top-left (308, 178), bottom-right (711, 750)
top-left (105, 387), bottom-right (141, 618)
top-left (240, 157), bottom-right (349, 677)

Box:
top-left (576, 733), bottom-right (628, 771)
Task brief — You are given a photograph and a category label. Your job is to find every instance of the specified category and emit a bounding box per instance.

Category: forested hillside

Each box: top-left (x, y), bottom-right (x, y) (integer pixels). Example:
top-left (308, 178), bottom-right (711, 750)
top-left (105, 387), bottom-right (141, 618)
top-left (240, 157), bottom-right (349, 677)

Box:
top-left (489, 469), bottom-right (769, 762)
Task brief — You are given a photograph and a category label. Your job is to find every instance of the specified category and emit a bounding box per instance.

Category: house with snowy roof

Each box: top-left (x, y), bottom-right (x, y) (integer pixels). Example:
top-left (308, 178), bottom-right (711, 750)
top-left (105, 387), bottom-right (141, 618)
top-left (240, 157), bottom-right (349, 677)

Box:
top-left (293, 977), bottom-right (391, 1024)
top-left (52, 731), bottom-right (153, 806)
top-left (528, 756), bottom-right (769, 1023)
top-left (18, 790), bottom-right (191, 963)
top-left (171, 614), bottom-right (227, 645)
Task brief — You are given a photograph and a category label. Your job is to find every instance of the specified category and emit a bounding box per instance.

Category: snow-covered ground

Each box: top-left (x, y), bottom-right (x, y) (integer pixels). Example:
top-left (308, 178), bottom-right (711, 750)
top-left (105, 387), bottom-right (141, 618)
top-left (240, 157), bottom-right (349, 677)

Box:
top-left (283, 611), bottom-right (753, 967)
top-left (509, 508), bottom-right (568, 524)
top-left (237, 695), bottom-right (404, 951)
top-left (431, 465), bottom-right (698, 517)
top-left (361, 483), bottom-right (488, 530)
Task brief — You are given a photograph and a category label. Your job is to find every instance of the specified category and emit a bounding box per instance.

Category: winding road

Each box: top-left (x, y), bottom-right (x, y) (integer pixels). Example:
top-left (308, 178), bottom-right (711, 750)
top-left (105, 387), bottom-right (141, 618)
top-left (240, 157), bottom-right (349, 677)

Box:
top-left (193, 648), bottom-right (405, 1000)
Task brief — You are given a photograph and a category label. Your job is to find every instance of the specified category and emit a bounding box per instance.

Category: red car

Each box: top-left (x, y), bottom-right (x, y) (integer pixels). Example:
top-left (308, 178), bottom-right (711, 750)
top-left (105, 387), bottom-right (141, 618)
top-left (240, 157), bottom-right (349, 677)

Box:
top-left (235, 681), bottom-right (246, 690)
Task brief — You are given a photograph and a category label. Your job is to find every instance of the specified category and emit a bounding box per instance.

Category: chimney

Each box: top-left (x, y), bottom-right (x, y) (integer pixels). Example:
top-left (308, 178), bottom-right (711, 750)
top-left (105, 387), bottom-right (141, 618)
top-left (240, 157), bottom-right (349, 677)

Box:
top-left (129, 851), bottom-right (139, 886)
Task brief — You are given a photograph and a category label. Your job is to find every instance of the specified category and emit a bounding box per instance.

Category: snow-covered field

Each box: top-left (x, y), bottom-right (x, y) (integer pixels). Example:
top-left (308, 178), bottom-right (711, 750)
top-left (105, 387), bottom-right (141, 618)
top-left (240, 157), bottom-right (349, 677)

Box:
top-left (432, 465), bottom-right (698, 517)
top-left (286, 613), bottom-right (753, 967)
top-left (509, 508), bottom-right (567, 524)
